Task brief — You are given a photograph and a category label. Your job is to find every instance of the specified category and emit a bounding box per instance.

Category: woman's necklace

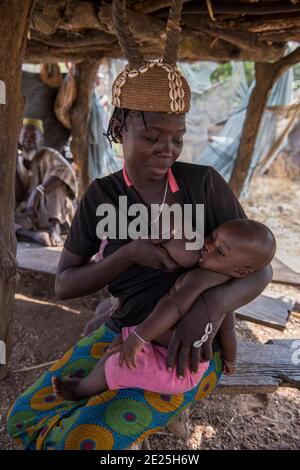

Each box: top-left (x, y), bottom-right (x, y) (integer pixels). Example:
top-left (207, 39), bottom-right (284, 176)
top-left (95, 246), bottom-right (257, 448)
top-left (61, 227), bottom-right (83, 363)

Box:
top-left (150, 177), bottom-right (168, 225)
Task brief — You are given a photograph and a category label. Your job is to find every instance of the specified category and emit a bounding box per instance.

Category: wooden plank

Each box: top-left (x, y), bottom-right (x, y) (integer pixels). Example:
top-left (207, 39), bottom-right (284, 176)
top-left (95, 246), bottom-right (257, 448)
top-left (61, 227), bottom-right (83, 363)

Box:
top-left (16, 242), bottom-right (62, 275)
top-left (235, 291), bottom-right (294, 330)
top-left (272, 257), bottom-right (300, 286)
top-left (216, 339), bottom-right (300, 394)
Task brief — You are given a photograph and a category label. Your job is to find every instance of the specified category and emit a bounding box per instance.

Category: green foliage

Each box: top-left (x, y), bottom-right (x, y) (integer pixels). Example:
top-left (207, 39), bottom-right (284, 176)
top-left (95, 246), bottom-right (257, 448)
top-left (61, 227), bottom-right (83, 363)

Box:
top-left (243, 62), bottom-right (255, 86)
top-left (210, 63), bottom-right (232, 84)
top-left (210, 61), bottom-right (255, 86)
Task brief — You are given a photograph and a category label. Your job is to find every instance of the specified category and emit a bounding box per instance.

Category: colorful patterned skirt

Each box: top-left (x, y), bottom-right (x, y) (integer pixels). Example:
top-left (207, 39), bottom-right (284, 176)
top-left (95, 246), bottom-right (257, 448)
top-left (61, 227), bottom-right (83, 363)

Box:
top-left (7, 324), bottom-right (223, 450)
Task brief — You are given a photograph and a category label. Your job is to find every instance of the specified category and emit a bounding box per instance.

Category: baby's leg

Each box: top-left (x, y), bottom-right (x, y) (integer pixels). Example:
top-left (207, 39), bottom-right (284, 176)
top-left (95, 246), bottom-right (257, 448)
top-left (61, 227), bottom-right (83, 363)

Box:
top-left (52, 334), bottom-right (122, 401)
top-left (52, 359), bottom-right (107, 401)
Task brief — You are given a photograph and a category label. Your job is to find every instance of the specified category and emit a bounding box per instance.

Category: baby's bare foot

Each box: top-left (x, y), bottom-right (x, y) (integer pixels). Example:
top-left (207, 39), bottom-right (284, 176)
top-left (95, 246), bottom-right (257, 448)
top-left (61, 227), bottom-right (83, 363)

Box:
top-left (52, 376), bottom-right (81, 401)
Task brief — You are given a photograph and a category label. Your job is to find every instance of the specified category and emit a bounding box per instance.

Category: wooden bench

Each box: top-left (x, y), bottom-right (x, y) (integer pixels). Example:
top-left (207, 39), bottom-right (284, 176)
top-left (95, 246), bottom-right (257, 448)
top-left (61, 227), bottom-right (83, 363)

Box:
top-left (217, 338), bottom-right (300, 394)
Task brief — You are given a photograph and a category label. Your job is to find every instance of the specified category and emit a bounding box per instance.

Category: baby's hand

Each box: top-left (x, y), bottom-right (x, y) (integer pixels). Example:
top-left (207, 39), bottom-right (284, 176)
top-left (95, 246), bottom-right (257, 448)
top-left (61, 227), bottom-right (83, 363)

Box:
top-left (118, 331), bottom-right (145, 369)
top-left (222, 359), bottom-right (237, 375)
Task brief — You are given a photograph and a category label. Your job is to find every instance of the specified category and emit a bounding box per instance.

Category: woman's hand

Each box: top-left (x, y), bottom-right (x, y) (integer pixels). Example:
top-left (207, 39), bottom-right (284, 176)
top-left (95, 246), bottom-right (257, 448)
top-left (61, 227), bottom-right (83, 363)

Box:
top-left (167, 266), bottom-right (272, 379)
top-left (167, 295), bottom-right (225, 379)
top-left (124, 237), bottom-right (181, 272)
top-left (118, 332), bottom-right (144, 369)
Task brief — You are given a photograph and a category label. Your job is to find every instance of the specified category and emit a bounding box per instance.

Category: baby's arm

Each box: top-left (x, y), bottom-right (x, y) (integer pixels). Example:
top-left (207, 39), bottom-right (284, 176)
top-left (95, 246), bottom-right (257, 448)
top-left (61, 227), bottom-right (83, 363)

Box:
top-left (217, 312), bottom-right (237, 375)
top-left (136, 268), bottom-right (230, 343)
top-left (117, 269), bottom-right (230, 369)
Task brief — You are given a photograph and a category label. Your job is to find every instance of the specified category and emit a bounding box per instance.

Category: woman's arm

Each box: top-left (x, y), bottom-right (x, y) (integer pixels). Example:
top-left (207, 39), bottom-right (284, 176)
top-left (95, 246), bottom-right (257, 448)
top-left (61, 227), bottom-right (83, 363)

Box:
top-left (55, 237), bottom-right (181, 300)
top-left (167, 264), bottom-right (272, 378)
top-left (55, 246), bottom-right (134, 299)
top-left (136, 269), bottom-right (230, 342)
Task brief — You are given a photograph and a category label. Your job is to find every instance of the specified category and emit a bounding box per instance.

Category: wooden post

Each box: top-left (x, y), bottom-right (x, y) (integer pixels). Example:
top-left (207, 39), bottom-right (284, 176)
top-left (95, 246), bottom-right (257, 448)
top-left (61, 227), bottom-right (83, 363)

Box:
top-left (229, 63), bottom-right (277, 196)
top-left (70, 60), bottom-right (99, 196)
top-left (0, 0), bottom-right (35, 380)
top-left (230, 47), bottom-right (300, 197)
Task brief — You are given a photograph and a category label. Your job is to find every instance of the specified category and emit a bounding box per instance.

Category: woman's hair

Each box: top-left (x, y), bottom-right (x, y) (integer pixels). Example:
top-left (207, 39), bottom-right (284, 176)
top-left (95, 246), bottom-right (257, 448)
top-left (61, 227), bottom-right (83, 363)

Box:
top-left (104, 107), bottom-right (148, 146)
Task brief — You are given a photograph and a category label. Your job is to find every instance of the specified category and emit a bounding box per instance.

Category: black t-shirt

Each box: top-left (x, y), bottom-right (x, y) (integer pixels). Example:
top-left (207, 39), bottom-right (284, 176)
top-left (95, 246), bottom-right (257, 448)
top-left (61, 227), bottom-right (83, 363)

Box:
top-left (64, 162), bottom-right (246, 331)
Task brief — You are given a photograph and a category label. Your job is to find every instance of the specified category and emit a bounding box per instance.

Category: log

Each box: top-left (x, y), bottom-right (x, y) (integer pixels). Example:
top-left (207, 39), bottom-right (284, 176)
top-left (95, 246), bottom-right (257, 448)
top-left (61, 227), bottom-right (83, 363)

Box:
top-left (183, 2), bottom-right (300, 16)
top-left (258, 30), bottom-right (300, 43)
top-left (26, 1), bottom-right (295, 63)
top-left (129, 0), bottom-right (192, 14)
top-left (222, 16), bottom-right (300, 34)
top-left (25, 41), bottom-right (113, 63)
top-left (0, 0), bottom-right (35, 381)
top-left (70, 61), bottom-right (100, 196)
top-left (30, 29), bottom-right (117, 48)
top-left (186, 19), bottom-right (285, 61)
top-left (25, 33), bottom-right (286, 63)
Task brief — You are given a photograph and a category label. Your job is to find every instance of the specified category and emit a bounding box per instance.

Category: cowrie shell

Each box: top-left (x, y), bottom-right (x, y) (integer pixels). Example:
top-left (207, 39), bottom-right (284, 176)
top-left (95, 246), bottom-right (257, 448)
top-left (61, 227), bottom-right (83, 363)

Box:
top-left (170, 100), bottom-right (179, 113)
top-left (139, 65), bottom-right (148, 74)
top-left (128, 70), bottom-right (139, 78)
top-left (178, 87), bottom-right (185, 99)
top-left (119, 78), bottom-right (127, 88)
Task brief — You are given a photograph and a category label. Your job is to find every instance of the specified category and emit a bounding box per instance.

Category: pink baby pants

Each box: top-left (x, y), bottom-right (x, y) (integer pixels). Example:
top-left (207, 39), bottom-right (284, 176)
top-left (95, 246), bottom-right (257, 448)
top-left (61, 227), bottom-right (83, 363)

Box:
top-left (105, 326), bottom-right (210, 394)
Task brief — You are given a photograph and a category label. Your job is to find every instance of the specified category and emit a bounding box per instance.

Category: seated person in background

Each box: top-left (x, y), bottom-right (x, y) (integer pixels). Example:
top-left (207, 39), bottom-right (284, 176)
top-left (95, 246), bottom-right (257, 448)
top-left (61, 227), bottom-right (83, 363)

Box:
top-left (15, 118), bottom-right (78, 247)
top-left (52, 219), bottom-right (276, 399)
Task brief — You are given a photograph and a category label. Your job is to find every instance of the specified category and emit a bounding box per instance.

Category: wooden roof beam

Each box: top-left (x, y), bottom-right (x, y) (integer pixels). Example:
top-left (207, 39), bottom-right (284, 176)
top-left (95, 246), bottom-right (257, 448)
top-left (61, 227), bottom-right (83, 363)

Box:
top-left (182, 2), bottom-right (300, 16)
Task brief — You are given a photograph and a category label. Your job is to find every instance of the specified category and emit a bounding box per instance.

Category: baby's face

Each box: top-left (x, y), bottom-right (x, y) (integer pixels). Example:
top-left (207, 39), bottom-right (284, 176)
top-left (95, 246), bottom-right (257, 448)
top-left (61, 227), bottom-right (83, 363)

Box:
top-left (198, 225), bottom-right (254, 277)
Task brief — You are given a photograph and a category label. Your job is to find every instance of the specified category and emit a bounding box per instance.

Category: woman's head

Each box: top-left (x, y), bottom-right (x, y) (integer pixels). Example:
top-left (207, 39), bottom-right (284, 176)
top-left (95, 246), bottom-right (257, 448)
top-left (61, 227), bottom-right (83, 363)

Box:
top-left (106, 108), bottom-right (186, 181)
top-left (106, 1), bottom-right (189, 182)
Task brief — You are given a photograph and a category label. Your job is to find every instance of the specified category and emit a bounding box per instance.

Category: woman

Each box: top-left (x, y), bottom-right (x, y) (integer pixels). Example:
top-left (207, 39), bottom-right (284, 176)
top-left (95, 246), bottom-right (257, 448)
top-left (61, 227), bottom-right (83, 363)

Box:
top-left (7, 0), bottom-right (272, 450)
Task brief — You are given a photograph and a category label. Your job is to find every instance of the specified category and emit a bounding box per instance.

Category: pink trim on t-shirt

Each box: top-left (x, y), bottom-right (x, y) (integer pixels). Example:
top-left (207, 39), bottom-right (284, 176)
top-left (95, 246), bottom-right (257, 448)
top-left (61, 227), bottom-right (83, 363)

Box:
top-left (122, 164), bottom-right (179, 193)
top-left (167, 167), bottom-right (179, 193)
top-left (122, 165), bottom-right (133, 187)
top-left (95, 236), bottom-right (108, 262)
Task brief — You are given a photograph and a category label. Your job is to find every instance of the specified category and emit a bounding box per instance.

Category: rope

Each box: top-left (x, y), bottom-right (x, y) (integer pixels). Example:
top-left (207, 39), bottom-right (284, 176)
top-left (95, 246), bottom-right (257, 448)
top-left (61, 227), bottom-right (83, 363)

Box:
top-left (113, 0), bottom-right (144, 68)
top-left (163, 0), bottom-right (183, 65)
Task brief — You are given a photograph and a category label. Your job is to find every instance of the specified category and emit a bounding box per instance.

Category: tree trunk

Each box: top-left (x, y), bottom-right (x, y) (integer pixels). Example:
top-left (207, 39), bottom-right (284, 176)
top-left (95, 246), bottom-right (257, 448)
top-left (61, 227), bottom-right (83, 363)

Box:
top-left (0, 0), bottom-right (35, 380)
top-left (70, 61), bottom-right (99, 196)
top-left (229, 63), bottom-right (279, 196)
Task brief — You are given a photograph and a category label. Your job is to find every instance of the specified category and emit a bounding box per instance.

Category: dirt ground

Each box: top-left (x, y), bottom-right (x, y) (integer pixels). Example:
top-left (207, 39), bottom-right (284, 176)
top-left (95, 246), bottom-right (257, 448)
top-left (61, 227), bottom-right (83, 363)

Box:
top-left (0, 174), bottom-right (299, 450)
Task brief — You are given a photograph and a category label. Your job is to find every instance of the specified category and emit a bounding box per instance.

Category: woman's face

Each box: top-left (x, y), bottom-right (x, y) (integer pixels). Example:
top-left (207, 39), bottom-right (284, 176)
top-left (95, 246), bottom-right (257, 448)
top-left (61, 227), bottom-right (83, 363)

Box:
top-left (115, 111), bottom-right (186, 182)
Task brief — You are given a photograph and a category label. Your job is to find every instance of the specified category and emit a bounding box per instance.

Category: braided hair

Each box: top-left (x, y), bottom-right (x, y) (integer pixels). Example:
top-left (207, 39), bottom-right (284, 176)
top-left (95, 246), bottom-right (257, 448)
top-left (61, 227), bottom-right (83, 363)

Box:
top-left (104, 107), bottom-right (148, 146)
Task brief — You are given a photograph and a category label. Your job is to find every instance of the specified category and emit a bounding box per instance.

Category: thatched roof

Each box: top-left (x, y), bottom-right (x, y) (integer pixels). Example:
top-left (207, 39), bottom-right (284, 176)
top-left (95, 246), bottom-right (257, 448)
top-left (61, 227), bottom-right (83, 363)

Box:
top-left (26, 0), bottom-right (300, 63)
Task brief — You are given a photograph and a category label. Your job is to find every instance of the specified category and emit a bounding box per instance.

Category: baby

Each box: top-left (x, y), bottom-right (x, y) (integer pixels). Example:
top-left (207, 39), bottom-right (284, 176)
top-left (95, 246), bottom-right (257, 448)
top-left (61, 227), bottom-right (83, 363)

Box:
top-left (52, 218), bottom-right (276, 400)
